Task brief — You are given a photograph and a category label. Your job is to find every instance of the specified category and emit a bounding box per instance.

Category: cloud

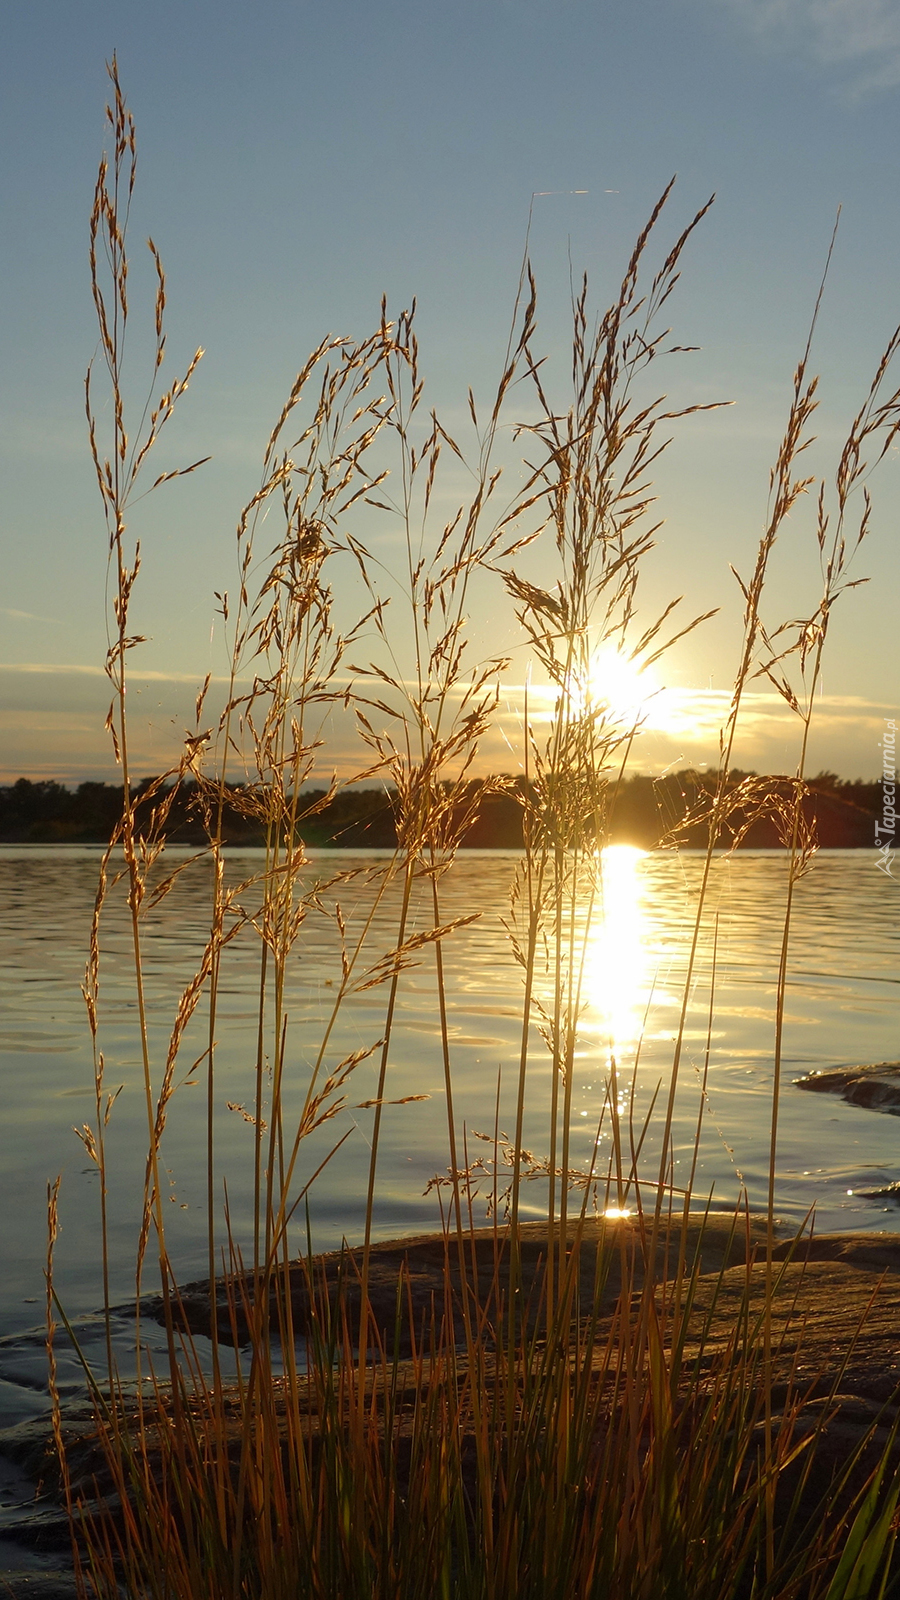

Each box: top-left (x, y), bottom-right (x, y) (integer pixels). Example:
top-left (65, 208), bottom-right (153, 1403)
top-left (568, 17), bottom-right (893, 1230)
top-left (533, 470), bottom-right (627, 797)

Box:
top-left (490, 683), bottom-right (890, 778)
top-left (0, 607), bottom-right (58, 626)
top-left (713, 0), bottom-right (900, 90)
top-left (0, 664), bottom-right (888, 785)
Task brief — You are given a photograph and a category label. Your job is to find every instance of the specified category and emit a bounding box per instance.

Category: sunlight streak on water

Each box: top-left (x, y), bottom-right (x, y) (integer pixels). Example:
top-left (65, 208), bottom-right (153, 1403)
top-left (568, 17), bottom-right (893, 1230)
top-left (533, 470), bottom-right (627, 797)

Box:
top-left (585, 845), bottom-right (648, 1060)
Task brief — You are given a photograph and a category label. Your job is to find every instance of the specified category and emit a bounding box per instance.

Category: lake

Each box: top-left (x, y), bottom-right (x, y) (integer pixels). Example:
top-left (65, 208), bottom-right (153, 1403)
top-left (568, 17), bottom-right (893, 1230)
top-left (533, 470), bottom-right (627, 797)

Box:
top-left (0, 844), bottom-right (897, 1352)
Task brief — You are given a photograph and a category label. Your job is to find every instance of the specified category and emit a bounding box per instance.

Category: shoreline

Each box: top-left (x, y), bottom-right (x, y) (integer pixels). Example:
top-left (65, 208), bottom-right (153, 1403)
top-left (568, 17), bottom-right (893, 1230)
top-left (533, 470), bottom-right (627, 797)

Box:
top-left (4, 1217), bottom-right (900, 1597)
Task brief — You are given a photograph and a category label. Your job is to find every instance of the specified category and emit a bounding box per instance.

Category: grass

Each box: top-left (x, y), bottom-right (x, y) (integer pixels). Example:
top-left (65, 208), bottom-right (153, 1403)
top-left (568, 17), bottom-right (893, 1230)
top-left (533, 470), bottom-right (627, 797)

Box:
top-left (44, 57), bottom-right (900, 1599)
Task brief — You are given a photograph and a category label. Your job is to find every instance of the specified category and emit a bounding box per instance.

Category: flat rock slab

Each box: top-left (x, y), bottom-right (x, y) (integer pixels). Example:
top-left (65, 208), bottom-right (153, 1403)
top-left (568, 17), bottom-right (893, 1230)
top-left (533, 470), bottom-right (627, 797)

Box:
top-left (688, 1250), bottom-right (900, 1402)
top-left (154, 1211), bottom-right (776, 1350)
top-left (160, 1221), bottom-right (900, 1412)
top-left (681, 1245), bottom-right (900, 1522)
top-left (795, 1061), bottom-right (900, 1114)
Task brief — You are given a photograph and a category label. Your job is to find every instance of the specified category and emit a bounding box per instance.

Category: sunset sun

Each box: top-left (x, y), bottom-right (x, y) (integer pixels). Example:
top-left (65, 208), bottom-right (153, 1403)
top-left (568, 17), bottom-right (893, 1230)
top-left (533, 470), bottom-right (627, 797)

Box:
top-left (578, 645), bottom-right (669, 732)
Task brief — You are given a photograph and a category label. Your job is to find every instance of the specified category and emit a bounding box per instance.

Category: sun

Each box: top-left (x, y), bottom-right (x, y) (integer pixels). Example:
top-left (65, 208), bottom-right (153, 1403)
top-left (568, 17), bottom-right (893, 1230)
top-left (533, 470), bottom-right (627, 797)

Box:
top-left (583, 645), bottom-right (663, 729)
top-left (556, 643), bottom-right (686, 740)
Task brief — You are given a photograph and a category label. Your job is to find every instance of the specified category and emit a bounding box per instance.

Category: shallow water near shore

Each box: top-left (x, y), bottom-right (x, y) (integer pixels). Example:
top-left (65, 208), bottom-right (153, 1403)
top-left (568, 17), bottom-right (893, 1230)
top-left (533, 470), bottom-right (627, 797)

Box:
top-left (0, 843), bottom-right (897, 1357)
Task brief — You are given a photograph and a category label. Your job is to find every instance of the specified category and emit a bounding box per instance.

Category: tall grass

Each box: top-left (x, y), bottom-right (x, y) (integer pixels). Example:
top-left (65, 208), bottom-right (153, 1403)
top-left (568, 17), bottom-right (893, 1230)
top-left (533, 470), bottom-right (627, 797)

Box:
top-left (46, 60), bottom-right (900, 1599)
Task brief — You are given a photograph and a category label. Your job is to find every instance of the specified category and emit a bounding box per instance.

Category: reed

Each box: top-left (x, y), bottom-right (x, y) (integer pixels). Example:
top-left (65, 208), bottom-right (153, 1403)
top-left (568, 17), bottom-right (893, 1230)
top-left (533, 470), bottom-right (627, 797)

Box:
top-left (46, 59), bottom-right (900, 1599)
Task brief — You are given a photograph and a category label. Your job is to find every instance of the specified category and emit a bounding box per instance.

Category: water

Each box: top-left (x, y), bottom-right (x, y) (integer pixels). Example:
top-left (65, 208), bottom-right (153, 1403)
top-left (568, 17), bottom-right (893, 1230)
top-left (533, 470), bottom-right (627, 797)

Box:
top-left (0, 844), bottom-right (897, 1355)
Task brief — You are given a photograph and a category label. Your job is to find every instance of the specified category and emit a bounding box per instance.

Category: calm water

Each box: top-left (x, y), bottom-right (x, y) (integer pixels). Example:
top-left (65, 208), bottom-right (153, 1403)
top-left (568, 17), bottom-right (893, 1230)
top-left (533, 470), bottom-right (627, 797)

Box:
top-left (0, 845), bottom-right (897, 1345)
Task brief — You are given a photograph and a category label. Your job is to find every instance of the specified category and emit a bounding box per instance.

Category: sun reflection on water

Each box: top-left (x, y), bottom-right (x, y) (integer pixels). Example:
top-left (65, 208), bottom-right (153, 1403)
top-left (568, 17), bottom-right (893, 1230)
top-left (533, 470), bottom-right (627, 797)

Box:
top-left (586, 844), bottom-right (649, 1061)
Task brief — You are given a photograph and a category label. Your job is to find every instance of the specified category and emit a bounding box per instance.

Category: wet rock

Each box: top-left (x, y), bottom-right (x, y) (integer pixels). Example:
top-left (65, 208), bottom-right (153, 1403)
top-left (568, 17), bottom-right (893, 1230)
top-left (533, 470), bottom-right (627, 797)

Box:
top-left (0, 1570), bottom-right (82, 1600)
top-left (0, 1380), bottom-right (51, 1432)
top-left (795, 1061), bottom-right (900, 1114)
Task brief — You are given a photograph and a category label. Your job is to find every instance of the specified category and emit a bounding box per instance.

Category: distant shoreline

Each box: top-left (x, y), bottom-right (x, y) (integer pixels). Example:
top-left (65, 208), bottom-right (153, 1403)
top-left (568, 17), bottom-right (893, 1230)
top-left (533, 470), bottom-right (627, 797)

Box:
top-left (0, 771), bottom-right (881, 850)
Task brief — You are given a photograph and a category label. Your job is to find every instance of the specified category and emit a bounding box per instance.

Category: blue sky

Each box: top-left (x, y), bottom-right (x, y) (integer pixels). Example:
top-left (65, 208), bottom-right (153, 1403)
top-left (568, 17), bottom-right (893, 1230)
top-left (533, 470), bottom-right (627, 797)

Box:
top-left (0, 0), bottom-right (897, 784)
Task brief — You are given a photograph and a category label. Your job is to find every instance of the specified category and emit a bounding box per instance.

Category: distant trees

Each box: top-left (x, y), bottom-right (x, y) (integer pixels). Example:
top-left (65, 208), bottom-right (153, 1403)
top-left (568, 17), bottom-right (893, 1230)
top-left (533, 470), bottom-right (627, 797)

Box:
top-left (622, 770), bottom-right (881, 850)
top-left (0, 777), bottom-right (123, 840)
top-left (0, 777), bottom-right (207, 843)
top-left (0, 770), bottom-right (881, 848)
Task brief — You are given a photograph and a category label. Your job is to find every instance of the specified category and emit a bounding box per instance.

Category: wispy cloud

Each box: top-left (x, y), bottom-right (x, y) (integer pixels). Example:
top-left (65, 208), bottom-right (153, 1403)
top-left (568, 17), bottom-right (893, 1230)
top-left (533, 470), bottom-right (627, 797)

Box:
top-left (0, 607), bottom-right (58, 626)
top-left (0, 660), bottom-right (104, 675)
top-left (0, 665), bottom-right (887, 783)
top-left (713, 0), bottom-right (900, 91)
top-left (0, 662), bottom-right (274, 687)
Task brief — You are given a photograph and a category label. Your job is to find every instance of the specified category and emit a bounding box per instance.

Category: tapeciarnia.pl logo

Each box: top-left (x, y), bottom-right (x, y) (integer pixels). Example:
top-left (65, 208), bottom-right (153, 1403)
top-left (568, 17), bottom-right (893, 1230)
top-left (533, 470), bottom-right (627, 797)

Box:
top-left (876, 718), bottom-right (896, 878)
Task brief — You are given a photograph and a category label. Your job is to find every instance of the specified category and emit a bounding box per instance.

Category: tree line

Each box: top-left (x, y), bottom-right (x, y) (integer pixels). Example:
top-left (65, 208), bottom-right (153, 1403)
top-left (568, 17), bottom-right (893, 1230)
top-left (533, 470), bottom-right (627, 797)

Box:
top-left (0, 771), bottom-right (882, 849)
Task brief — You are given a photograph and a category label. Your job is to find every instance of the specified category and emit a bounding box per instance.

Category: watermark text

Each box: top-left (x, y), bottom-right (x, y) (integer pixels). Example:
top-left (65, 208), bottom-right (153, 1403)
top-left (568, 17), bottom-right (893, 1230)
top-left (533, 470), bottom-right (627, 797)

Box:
top-left (876, 717), bottom-right (896, 877)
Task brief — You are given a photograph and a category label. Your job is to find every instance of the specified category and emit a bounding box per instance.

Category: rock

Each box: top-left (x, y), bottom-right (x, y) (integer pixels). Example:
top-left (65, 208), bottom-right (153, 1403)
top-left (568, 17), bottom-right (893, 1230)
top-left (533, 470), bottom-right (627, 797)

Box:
top-left (688, 1247), bottom-right (900, 1402)
top-left (0, 1571), bottom-right (82, 1600)
top-left (145, 1210), bottom-right (776, 1351)
top-left (795, 1061), bottom-right (900, 1114)
top-left (858, 1182), bottom-right (900, 1201)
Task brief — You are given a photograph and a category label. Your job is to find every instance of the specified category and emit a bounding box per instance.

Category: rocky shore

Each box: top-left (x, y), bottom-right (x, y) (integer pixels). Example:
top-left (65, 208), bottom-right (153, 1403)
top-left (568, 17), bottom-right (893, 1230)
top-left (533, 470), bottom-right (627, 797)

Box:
top-left (4, 1215), bottom-right (900, 1597)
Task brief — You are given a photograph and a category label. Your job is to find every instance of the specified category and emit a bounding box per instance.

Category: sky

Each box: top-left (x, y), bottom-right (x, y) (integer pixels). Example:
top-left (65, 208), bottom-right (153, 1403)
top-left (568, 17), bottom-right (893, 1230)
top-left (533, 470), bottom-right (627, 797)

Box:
top-left (1, 0), bottom-right (898, 787)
